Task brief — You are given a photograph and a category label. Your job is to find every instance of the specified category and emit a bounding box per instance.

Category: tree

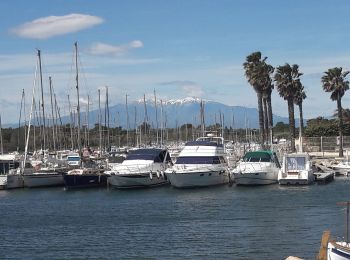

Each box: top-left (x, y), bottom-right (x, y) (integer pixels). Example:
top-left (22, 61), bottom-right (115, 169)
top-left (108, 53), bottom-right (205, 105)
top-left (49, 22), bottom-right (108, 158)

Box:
top-left (274, 64), bottom-right (302, 152)
top-left (243, 52), bottom-right (269, 146)
top-left (321, 67), bottom-right (350, 157)
top-left (262, 66), bottom-right (274, 143)
top-left (293, 81), bottom-right (306, 138)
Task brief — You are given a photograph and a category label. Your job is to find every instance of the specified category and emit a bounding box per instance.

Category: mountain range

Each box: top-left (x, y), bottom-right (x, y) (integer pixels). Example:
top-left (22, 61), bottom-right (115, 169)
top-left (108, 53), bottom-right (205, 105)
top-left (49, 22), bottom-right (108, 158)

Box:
top-left (80, 97), bottom-right (290, 129)
top-left (5, 97), bottom-right (291, 129)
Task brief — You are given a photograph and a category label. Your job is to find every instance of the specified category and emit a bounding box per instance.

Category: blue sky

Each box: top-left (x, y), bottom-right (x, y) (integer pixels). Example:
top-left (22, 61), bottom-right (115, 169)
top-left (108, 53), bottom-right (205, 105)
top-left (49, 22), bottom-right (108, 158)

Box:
top-left (1, 0), bottom-right (350, 124)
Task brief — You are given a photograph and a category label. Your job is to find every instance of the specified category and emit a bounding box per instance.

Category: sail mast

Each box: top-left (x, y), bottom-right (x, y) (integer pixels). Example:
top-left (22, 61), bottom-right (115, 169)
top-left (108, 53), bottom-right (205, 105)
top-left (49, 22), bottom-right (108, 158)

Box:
top-left (0, 114), bottom-right (3, 155)
top-left (98, 89), bottom-right (102, 155)
top-left (154, 89), bottom-right (158, 145)
top-left (49, 76), bottom-right (56, 151)
top-left (74, 42), bottom-right (81, 153)
top-left (37, 49), bottom-right (46, 152)
top-left (18, 89), bottom-right (25, 151)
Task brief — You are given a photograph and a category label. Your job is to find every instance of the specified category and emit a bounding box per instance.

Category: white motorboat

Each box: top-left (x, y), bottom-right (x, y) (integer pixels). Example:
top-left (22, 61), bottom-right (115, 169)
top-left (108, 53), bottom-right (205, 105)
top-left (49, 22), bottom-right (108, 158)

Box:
top-left (165, 135), bottom-right (230, 188)
top-left (0, 153), bottom-right (22, 189)
top-left (231, 150), bottom-right (281, 185)
top-left (278, 153), bottom-right (315, 185)
top-left (106, 148), bottom-right (172, 188)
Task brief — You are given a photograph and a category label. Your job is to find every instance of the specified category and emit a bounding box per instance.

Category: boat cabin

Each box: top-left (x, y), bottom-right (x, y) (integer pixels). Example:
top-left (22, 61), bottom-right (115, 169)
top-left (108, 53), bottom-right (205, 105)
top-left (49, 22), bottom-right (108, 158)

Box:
top-left (125, 149), bottom-right (172, 163)
top-left (243, 151), bottom-right (281, 167)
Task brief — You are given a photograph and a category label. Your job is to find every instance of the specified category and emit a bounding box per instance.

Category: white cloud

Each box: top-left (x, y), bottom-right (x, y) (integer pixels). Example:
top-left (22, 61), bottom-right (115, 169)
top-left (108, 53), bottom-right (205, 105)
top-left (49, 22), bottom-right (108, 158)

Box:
top-left (87, 40), bottom-right (144, 56)
top-left (11, 13), bottom-right (104, 39)
top-left (159, 80), bottom-right (204, 97)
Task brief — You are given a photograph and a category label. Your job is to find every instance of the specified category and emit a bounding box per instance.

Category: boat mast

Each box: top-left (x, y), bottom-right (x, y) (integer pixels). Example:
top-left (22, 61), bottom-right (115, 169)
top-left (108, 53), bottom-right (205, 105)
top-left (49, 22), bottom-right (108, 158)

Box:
top-left (143, 93), bottom-right (148, 146)
top-left (87, 95), bottom-right (90, 146)
top-left (18, 89), bottom-right (25, 151)
top-left (154, 89), bottom-right (159, 146)
top-left (37, 49), bottom-right (46, 152)
top-left (337, 201), bottom-right (350, 244)
top-left (0, 114), bottom-right (3, 155)
top-left (49, 76), bottom-right (56, 151)
top-left (23, 58), bottom-right (38, 172)
top-left (106, 86), bottom-right (110, 150)
top-left (68, 95), bottom-right (74, 150)
top-left (74, 42), bottom-right (81, 153)
top-left (98, 89), bottom-right (102, 155)
top-left (125, 94), bottom-right (129, 147)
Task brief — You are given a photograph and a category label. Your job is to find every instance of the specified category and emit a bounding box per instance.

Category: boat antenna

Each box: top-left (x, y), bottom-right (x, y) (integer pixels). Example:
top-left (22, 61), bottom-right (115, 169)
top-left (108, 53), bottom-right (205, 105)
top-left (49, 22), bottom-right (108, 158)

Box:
top-left (337, 201), bottom-right (350, 244)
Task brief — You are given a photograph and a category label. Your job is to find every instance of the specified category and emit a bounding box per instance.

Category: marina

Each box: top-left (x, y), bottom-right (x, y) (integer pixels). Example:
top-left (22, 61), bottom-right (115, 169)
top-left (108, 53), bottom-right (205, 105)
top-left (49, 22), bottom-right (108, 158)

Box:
top-left (2, 1), bottom-right (350, 259)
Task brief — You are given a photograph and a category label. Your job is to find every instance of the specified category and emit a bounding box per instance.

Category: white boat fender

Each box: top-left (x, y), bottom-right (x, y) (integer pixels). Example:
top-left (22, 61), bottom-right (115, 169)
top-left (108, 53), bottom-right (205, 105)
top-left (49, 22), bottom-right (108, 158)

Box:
top-left (160, 171), bottom-right (164, 178)
top-left (156, 171), bottom-right (160, 179)
top-left (149, 171), bottom-right (153, 180)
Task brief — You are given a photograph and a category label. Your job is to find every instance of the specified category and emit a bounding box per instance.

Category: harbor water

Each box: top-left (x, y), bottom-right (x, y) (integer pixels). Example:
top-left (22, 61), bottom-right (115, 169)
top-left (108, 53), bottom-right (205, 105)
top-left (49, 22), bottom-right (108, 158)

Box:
top-left (1, 178), bottom-right (349, 259)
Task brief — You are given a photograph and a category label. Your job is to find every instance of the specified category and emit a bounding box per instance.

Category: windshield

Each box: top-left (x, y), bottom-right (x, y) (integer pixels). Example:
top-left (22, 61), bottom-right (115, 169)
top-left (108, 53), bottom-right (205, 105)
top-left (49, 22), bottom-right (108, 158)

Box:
top-left (175, 156), bottom-right (223, 164)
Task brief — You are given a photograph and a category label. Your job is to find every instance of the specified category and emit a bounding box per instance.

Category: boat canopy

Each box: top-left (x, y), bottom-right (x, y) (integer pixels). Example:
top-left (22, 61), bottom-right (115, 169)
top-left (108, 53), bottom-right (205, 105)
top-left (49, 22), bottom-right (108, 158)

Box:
top-left (126, 149), bottom-right (171, 163)
top-left (175, 156), bottom-right (223, 164)
top-left (243, 151), bottom-right (273, 162)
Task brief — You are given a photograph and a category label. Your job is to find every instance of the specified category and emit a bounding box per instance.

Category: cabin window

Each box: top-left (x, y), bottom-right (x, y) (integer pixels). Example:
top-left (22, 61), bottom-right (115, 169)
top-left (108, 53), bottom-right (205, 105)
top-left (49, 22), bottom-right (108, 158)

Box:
top-left (286, 157), bottom-right (306, 171)
top-left (175, 156), bottom-right (221, 164)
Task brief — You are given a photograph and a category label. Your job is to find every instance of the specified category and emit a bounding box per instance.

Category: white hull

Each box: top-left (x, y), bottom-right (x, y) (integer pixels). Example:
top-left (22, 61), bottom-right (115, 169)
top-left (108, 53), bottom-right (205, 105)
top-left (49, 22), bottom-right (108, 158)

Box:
top-left (278, 172), bottom-right (314, 185)
top-left (108, 173), bottom-right (168, 188)
top-left (233, 171), bottom-right (278, 185)
top-left (6, 174), bottom-right (24, 189)
top-left (0, 175), bottom-right (6, 189)
top-left (23, 173), bottom-right (64, 188)
top-left (328, 241), bottom-right (350, 260)
top-left (166, 170), bottom-right (229, 188)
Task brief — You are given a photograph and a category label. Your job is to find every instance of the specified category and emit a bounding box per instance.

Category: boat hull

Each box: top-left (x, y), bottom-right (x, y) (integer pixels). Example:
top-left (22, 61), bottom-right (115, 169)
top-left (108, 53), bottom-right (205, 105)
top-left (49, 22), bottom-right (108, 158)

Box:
top-left (108, 173), bottom-right (168, 188)
top-left (233, 172), bottom-right (278, 185)
top-left (6, 174), bottom-right (24, 189)
top-left (0, 175), bottom-right (6, 189)
top-left (278, 174), bottom-right (314, 185)
top-left (166, 170), bottom-right (229, 188)
top-left (23, 173), bottom-right (64, 188)
top-left (328, 241), bottom-right (350, 260)
top-left (63, 174), bottom-right (108, 189)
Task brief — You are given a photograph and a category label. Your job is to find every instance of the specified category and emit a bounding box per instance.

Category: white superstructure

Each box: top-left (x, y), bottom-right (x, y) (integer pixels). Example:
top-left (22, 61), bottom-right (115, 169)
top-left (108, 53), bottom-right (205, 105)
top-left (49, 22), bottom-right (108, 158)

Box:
top-left (165, 135), bottom-right (230, 188)
top-left (106, 148), bottom-right (171, 188)
top-left (231, 150), bottom-right (280, 185)
top-left (278, 153), bottom-right (314, 185)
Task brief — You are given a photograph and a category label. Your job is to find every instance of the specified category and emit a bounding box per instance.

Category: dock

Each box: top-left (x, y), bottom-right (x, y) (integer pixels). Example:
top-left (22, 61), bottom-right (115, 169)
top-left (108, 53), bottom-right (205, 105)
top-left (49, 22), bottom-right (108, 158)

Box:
top-left (313, 163), bottom-right (335, 184)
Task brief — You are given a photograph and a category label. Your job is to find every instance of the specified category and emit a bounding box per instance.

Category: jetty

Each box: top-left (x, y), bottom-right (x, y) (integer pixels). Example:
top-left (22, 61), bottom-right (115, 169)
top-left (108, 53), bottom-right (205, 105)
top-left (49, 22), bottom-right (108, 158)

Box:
top-left (313, 163), bottom-right (335, 184)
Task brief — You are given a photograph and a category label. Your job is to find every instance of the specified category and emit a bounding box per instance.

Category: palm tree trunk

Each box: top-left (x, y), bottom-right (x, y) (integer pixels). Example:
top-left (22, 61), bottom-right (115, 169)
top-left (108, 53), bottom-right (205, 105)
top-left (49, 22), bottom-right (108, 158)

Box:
top-left (299, 102), bottom-right (304, 137)
top-left (257, 92), bottom-right (265, 147)
top-left (338, 95), bottom-right (344, 157)
top-left (267, 94), bottom-right (273, 144)
top-left (287, 98), bottom-right (295, 152)
top-left (263, 97), bottom-right (268, 143)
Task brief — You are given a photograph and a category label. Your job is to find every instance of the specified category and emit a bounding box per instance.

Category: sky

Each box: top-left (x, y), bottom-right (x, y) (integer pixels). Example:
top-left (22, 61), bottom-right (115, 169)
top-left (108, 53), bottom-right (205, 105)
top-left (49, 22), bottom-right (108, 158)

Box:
top-left (1, 0), bottom-right (350, 124)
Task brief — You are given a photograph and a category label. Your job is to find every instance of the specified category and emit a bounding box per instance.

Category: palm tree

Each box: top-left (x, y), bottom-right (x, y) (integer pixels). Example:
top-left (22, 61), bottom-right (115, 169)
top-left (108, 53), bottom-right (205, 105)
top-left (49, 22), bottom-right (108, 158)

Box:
top-left (243, 52), bottom-right (273, 146)
top-left (274, 64), bottom-right (302, 152)
top-left (321, 67), bottom-right (350, 157)
top-left (261, 63), bottom-right (274, 143)
top-left (293, 82), bottom-right (306, 138)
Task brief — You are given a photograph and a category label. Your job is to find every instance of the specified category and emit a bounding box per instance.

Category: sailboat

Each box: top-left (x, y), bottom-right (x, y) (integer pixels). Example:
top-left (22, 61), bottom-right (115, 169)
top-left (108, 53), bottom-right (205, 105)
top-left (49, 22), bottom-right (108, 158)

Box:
top-left (62, 43), bottom-right (108, 189)
top-left (21, 50), bottom-right (65, 188)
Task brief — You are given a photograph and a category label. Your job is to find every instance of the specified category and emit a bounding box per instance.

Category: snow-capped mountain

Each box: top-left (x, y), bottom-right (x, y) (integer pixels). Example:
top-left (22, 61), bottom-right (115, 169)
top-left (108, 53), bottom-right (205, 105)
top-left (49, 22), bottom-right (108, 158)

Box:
top-left (88, 97), bottom-right (289, 129)
top-left (6, 97), bottom-right (289, 129)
